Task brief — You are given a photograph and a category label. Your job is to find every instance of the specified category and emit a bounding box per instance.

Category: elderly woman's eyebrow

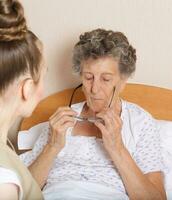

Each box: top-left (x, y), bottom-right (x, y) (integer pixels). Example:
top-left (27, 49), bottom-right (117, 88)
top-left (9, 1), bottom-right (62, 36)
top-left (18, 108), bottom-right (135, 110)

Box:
top-left (82, 72), bottom-right (93, 76)
top-left (102, 73), bottom-right (114, 76)
top-left (100, 73), bottom-right (115, 78)
top-left (82, 72), bottom-right (92, 74)
top-left (82, 72), bottom-right (114, 75)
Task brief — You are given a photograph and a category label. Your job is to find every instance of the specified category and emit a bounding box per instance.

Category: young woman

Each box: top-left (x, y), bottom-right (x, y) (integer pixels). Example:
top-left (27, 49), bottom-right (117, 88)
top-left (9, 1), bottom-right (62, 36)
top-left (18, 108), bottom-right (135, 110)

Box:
top-left (0, 0), bottom-right (46, 199)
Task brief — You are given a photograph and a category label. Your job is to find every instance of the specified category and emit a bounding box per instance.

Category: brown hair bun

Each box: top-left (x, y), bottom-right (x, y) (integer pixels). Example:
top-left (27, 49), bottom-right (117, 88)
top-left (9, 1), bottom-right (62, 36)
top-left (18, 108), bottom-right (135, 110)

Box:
top-left (0, 0), bottom-right (27, 42)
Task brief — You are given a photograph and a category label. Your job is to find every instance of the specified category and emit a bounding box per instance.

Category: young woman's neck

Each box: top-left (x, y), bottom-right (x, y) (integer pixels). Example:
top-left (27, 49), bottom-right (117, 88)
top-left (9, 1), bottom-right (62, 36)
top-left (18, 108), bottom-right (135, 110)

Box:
top-left (0, 100), bottom-right (18, 144)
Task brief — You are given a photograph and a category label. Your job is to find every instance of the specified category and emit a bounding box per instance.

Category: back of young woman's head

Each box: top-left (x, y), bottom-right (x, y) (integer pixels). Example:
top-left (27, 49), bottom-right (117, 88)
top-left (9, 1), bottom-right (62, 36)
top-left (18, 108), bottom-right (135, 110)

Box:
top-left (0, 0), bottom-right (42, 95)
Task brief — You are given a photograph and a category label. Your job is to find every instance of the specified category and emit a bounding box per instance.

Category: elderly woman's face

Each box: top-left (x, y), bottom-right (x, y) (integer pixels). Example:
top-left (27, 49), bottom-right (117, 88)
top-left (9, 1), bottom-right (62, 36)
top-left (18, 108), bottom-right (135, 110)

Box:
top-left (81, 57), bottom-right (125, 113)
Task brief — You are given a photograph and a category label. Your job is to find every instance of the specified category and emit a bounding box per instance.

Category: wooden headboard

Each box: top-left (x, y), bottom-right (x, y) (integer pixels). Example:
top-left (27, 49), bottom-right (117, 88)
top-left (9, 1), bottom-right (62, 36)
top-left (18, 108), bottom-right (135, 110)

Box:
top-left (20, 83), bottom-right (172, 130)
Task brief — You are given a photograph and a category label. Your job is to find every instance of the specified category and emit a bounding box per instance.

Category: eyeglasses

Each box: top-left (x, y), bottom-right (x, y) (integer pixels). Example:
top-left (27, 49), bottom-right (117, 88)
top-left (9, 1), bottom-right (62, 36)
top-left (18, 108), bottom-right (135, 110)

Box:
top-left (69, 84), bottom-right (116, 123)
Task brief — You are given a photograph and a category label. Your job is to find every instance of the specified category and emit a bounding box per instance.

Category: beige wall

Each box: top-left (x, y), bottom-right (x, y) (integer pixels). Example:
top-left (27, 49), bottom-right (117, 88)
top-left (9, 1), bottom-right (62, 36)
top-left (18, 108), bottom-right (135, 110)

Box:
top-left (22, 0), bottom-right (172, 97)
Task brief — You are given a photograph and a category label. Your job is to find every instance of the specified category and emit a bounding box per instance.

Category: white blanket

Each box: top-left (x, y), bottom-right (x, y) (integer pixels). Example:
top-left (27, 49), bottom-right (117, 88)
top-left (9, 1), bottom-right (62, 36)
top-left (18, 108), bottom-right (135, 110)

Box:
top-left (18, 119), bottom-right (172, 198)
top-left (42, 181), bottom-right (129, 200)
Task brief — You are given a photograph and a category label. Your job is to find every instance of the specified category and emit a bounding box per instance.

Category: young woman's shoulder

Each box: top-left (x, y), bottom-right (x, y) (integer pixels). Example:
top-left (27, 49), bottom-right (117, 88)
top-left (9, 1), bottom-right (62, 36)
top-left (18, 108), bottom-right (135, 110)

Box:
top-left (0, 167), bottom-right (23, 200)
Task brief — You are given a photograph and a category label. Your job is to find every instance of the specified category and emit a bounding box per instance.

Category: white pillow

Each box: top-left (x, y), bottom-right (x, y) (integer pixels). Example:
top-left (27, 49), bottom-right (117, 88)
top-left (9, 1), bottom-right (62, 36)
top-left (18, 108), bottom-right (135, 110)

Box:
top-left (156, 120), bottom-right (172, 191)
top-left (18, 121), bottom-right (49, 150)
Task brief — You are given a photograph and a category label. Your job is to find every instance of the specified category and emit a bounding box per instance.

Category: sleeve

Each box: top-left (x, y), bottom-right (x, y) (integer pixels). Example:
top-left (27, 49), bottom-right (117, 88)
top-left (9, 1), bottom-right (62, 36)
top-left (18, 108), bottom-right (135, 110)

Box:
top-left (133, 112), bottom-right (163, 174)
top-left (0, 167), bottom-right (23, 200)
top-left (20, 125), bottom-right (50, 167)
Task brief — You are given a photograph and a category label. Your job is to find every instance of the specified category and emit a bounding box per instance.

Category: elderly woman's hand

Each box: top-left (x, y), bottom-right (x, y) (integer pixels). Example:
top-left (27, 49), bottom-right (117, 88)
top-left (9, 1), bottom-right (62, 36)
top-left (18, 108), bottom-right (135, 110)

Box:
top-left (95, 107), bottom-right (125, 159)
top-left (48, 107), bottom-right (77, 150)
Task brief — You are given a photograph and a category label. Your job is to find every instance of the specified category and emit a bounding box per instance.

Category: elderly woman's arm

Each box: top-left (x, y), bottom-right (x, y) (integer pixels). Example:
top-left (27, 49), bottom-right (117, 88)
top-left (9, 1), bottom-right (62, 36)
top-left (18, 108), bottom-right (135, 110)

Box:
top-left (111, 147), bottom-right (166, 200)
top-left (95, 108), bottom-right (166, 200)
top-left (28, 107), bottom-right (77, 189)
top-left (28, 143), bottom-right (61, 189)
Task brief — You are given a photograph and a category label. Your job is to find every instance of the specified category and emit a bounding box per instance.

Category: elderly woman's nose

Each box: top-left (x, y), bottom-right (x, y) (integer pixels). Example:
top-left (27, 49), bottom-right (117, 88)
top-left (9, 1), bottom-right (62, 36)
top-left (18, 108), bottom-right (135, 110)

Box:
top-left (91, 80), bottom-right (100, 94)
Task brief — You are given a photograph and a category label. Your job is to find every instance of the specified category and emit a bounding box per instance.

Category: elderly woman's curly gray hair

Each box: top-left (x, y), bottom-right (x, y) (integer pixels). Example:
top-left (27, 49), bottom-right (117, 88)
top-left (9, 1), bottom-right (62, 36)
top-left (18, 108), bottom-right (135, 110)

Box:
top-left (72, 29), bottom-right (137, 77)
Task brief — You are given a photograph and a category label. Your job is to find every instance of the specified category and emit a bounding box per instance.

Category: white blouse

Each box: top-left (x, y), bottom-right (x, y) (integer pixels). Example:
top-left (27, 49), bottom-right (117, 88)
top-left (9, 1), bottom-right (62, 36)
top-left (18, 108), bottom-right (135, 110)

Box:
top-left (20, 100), bottom-right (163, 194)
top-left (0, 167), bottom-right (23, 200)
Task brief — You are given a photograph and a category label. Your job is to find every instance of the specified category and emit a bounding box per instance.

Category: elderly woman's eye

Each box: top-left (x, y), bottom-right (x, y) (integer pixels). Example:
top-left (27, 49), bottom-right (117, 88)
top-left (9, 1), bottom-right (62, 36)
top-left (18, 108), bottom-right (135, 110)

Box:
top-left (103, 78), bottom-right (111, 82)
top-left (85, 76), bottom-right (93, 80)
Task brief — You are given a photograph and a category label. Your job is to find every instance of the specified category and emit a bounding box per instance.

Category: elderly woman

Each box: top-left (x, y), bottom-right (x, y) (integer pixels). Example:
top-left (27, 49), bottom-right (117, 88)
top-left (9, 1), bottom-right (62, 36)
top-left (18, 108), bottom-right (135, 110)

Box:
top-left (21, 29), bottom-right (166, 200)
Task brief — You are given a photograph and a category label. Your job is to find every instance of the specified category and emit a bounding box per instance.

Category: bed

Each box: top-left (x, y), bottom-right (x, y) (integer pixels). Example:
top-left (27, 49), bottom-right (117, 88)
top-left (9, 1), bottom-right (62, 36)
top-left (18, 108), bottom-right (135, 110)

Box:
top-left (19, 83), bottom-right (172, 199)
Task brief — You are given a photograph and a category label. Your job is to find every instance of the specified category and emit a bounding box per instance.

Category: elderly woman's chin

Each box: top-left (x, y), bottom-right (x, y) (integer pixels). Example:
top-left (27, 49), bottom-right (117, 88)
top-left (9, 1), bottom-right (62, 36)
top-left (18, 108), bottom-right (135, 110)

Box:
top-left (87, 100), bottom-right (107, 113)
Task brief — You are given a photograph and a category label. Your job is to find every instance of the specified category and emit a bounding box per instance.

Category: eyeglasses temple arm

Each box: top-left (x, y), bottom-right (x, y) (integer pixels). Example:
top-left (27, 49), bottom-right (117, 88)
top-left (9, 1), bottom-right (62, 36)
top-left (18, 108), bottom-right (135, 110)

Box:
top-left (69, 83), bottom-right (83, 107)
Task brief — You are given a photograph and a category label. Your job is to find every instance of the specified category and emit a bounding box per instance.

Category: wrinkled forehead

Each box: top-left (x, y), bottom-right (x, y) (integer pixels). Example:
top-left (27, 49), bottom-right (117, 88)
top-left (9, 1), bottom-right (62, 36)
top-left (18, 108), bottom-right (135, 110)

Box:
top-left (81, 56), bottom-right (120, 75)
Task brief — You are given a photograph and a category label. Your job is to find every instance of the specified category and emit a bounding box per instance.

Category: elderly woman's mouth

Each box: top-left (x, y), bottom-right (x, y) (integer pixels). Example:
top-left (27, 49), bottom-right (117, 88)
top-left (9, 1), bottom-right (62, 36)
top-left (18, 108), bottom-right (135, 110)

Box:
top-left (91, 97), bottom-right (103, 101)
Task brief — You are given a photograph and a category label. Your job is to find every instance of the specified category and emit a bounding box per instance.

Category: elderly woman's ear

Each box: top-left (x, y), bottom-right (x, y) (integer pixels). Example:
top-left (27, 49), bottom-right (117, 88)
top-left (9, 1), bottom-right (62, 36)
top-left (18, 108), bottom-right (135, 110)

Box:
top-left (116, 78), bottom-right (128, 94)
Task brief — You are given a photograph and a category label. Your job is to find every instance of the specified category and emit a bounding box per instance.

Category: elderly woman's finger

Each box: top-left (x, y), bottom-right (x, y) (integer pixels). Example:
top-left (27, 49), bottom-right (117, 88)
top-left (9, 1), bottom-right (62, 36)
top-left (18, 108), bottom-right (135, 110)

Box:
top-left (50, 115), bottom-right (75, 128)
top-left (49, 107), bottom-right (70, 120)
top-left (49, 107), bottom-right (77, 120)
top-left (94, 121), bottom-right (107, 135)
top-left (49, 110), bottom-right (77, 123)
top-left (96, 112), bottom-right (112, 128)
